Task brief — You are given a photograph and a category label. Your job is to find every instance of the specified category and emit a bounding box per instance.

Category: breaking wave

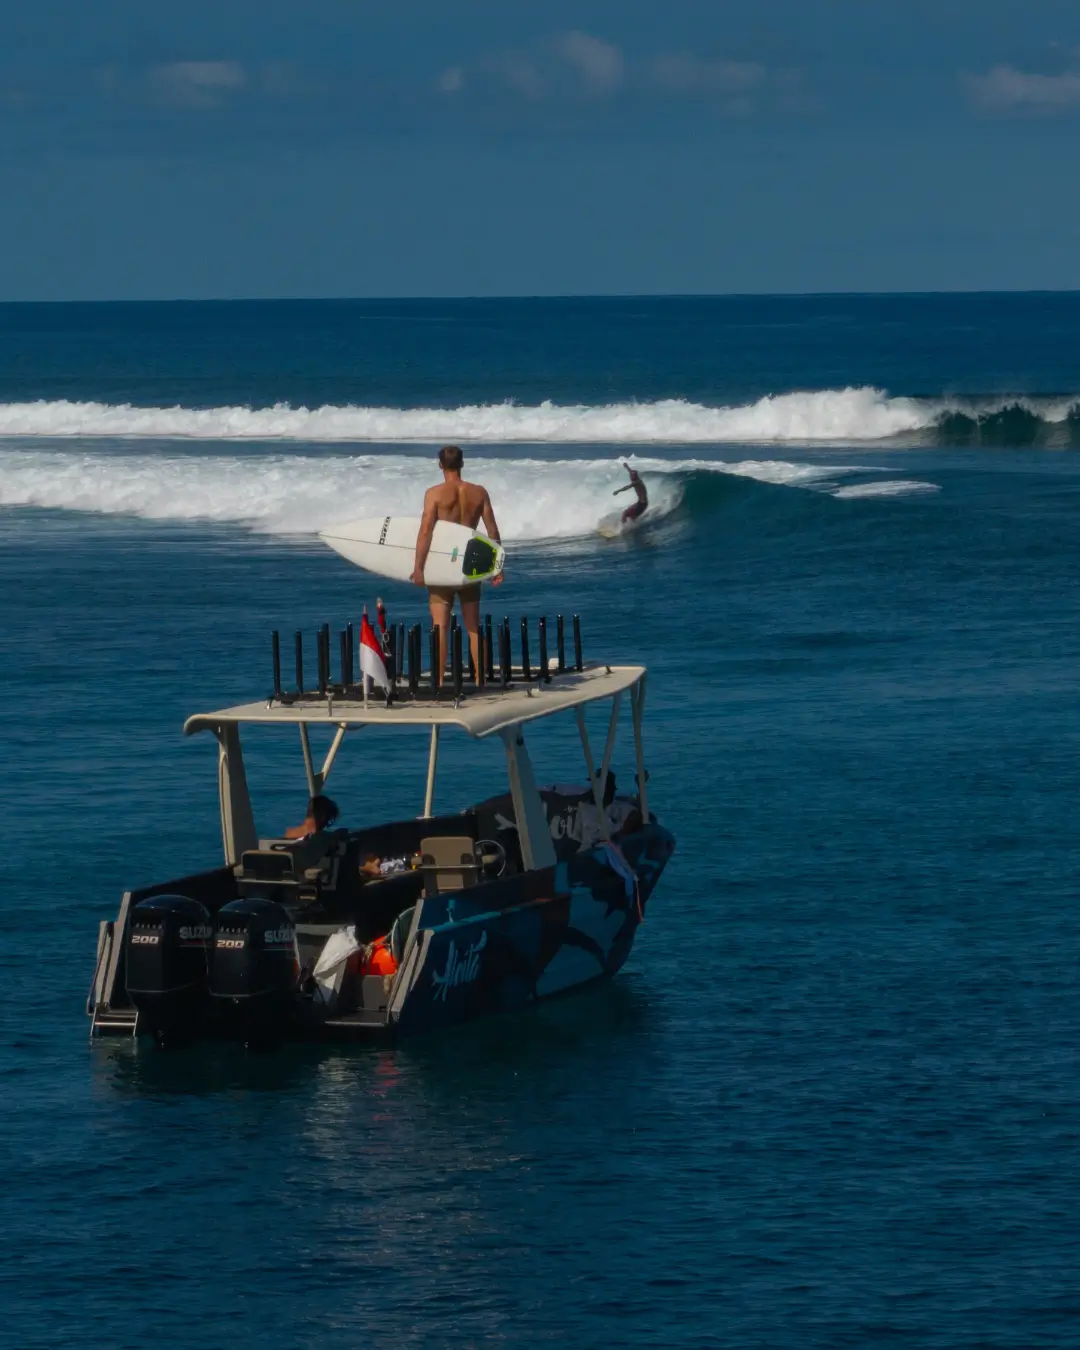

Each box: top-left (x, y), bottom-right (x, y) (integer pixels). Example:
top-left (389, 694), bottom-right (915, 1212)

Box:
top-left (0, 447), bottom-right (934, 540)
top-left (0, 389), bottom-right (1077, 445)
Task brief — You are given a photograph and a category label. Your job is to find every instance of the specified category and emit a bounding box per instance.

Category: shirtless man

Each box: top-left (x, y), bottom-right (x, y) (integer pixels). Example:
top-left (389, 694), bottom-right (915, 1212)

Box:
top-left (411, 445), bottom-right (502, 680)
top-left (613, 462), bottom-right (648, 524)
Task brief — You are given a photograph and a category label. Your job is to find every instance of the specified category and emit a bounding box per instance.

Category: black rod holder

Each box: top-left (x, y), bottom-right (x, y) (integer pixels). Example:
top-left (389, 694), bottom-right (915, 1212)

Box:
top-left (272, 630), bottom-right (282, 697)
top-left (339, 630), bottom-right (349, 690)
top-left (319, 623), bottom-right (331, 696)
top-left (429, 625), bottom-right (440, 695)
top-left (538, 616), bottom-right (549, 683)
top-left (520, 617), bottom-right (531, 682)
top-left (408, 624), bottom-right (420, 694)
top-left (556, 614), bottom-right (566, 673)
top-left (346, 623), bottom-right (354, 686)
top-left (484, 614), bottom-right (495, 681)
top-left (573, 614), bottom-right (583, 671)
top-left (294, 630), bottom-right (304, 693)
top-left (476, 624), bottom-right (486, 690)
top-left (387, 624), bottom-right (397, 686)
top-left (452, 626), bottom-right (463, 699)
top-left (499, 618), bottom-right (511, 687)
top-left (396, 622), bottom-right (405, 680)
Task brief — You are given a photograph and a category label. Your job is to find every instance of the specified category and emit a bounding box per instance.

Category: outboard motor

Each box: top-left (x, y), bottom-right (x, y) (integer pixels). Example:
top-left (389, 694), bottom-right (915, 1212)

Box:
top-left (209, 898), bottom-right (298, 1047)
top-left (125, 895), bottom-right (213, 1047)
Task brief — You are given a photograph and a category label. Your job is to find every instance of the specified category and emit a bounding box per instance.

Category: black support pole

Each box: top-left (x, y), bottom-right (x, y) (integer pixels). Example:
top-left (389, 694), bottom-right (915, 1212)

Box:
top-left (346, 623), bottom-right (354, 687)
top-left (272, 630), bottom-right (282, 697)
top-left (573, 614), bottom-right (583, 671)
top-left (294, 630), bottom-right (304, 693)
top-left (556, 614), bottom-right (566, 674)
top-left (538, 616), bottom-right (549, 683)
top-left (339, 630), bottom-right (349, 690)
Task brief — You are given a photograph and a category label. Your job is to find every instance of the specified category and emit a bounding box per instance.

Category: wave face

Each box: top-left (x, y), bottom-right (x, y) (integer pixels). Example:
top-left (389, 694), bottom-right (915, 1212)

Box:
top-left (0, 448), bottom-right (938, 540)
top-left (0, 390), bottom-right (1078, 445)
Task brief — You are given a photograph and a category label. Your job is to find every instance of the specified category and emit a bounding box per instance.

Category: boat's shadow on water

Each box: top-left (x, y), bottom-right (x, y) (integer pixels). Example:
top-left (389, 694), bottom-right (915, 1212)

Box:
top-left (94, 975), bottom-right (660, 1101)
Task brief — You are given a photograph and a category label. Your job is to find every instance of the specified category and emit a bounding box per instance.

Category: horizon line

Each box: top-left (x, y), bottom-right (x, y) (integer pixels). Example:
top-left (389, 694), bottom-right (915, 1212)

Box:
top-left (2, 286), bottom-right (1079, 307)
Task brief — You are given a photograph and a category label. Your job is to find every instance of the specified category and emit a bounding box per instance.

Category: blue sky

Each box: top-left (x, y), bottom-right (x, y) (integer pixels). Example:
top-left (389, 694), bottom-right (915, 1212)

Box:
top-left (2, 1), bottom-right (1079, 299)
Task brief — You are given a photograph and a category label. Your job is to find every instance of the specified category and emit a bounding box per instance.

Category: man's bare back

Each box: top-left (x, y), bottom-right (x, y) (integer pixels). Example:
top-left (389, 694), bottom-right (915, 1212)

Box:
top-left (423, 477), bottom-right (491, 531)
top-left (411, 445), bottom-right (502, 682)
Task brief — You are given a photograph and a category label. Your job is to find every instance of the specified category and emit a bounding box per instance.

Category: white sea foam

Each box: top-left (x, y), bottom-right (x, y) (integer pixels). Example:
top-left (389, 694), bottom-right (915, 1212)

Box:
top-left (0, 387), bottom-right (1065, 445)
top-left (0, 448), bottom-right (865, 539)
top-left (832, 480), bottom-right (941, 500)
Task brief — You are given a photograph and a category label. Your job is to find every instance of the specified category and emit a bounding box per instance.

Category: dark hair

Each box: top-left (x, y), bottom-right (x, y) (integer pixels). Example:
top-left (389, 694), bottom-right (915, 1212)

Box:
top-left (438, 445), bottom-right (464, 472)
top-left (308, 795), bottom-right (339, 830)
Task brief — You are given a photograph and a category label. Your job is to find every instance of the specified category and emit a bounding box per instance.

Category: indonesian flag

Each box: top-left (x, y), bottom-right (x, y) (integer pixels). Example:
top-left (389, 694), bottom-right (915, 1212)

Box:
top-left (359, 612), bottom-right (389, 689)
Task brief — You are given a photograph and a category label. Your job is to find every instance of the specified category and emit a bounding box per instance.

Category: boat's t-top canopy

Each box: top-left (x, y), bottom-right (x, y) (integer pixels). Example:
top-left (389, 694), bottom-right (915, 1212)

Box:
top-left (183, 662), bottom-right (644, 740)
top-left (183, 629), bottom-right (651, 876)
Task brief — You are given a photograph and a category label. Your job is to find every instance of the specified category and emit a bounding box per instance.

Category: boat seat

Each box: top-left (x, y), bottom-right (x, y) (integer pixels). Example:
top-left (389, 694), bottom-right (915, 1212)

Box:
top-left (418, 836), bottom-right (480, 896)
top-left (238, 850), bottom-right (295, 884)
top-left (236, 840), bottom-right (341, 896)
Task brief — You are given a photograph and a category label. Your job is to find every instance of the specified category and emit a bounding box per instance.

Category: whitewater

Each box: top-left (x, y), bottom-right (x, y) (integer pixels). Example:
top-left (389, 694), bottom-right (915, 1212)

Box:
top-left (0, 446), bottom-right (938, 540)
top-left (0, 388), bottom-right (1075, 444)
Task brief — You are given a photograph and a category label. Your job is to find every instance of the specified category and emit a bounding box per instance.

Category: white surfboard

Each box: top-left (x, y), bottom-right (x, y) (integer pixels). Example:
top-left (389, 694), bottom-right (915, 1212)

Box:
top-left (319, 516), bottom-right (505, 587)
top-left (597, 510), bottom-right (648, 539)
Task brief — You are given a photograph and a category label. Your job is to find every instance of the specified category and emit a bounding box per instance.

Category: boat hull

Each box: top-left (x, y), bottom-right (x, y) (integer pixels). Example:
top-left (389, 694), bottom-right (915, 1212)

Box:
top-left (390, 823), bottom-right (674, 1036)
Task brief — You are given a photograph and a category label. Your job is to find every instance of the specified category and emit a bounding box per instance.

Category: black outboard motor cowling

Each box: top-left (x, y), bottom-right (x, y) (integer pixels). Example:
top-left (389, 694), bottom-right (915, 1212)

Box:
top-left (210, 898), bottom-right (298, 1044)
top-left (125, 894), bottom-right (213, 1043)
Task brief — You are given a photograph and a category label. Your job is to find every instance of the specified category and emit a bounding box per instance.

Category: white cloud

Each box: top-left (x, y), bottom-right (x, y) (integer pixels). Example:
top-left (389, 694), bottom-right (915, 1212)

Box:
top-left (650, 54), bottom-right (765, 98)
top-left (437, 66), bottom-right (465, 95)
top-left (490, 55), bottom-right (546, 101)
top-left (648, 54), bottom-right (769, 116)
top-left (150, 61), bottom-right (246, 110)
top-left (557, 31), bottom-right (624, 95)
top-left (965, 63), bottom-right (1080, 113)
top-left (438, 35), bottom-right (796, 120)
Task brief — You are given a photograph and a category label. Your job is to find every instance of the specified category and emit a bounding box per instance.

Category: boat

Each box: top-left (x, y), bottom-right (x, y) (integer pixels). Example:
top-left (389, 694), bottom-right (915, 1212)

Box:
top-left (87, 612), bottom-right (675, 1045)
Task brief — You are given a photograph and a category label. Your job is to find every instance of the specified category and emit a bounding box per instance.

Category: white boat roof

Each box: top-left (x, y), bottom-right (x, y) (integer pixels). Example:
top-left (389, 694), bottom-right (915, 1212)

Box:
top-left (183, 663), bottom-right (645, 741)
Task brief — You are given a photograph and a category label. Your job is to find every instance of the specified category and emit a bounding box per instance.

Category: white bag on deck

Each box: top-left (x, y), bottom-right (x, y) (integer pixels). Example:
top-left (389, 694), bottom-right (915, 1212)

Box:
top-left (312, 926), bottom-right (361, 1009)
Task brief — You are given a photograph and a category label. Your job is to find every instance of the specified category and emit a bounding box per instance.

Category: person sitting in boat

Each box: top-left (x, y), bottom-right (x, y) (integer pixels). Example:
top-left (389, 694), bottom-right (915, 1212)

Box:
top-left (285, 794), bottom-right (340, 840)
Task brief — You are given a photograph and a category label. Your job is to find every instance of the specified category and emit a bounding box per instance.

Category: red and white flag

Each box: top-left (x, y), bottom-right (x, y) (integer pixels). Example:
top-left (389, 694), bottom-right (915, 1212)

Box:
top-left (359, 612), bottom-right (389, 689)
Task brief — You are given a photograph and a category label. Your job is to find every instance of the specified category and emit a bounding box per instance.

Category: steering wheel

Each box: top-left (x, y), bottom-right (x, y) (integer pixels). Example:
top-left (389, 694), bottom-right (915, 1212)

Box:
top-left (475, 838), bottom-right (508, 880)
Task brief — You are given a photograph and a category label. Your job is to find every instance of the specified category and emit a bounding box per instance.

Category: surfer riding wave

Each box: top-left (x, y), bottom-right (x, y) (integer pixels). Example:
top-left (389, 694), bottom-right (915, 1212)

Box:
top-left (411, 444), bottom-right (502, 681)
top-left (614, 462), bottom-right (648, 524)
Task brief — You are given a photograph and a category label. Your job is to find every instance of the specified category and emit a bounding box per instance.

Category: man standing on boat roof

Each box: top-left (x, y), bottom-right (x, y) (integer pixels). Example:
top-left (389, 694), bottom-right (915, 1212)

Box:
top-left (411, 445), bottom-right (502, 679)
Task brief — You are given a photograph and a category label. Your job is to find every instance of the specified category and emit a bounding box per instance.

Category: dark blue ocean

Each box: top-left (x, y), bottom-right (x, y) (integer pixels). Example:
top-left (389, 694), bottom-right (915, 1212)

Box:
top-left (2, 294), bottom-right (1080, 1349)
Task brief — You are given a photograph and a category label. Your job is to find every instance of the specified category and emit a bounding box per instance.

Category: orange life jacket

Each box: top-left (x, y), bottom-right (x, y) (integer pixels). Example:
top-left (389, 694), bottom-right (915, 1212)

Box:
top-left (349, 936), bottom-right (398, 978)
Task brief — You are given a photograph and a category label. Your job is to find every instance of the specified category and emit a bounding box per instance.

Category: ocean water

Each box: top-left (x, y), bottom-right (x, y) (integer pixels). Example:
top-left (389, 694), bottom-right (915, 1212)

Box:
top-left (2, 294), bottom-right (1080, 1348)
